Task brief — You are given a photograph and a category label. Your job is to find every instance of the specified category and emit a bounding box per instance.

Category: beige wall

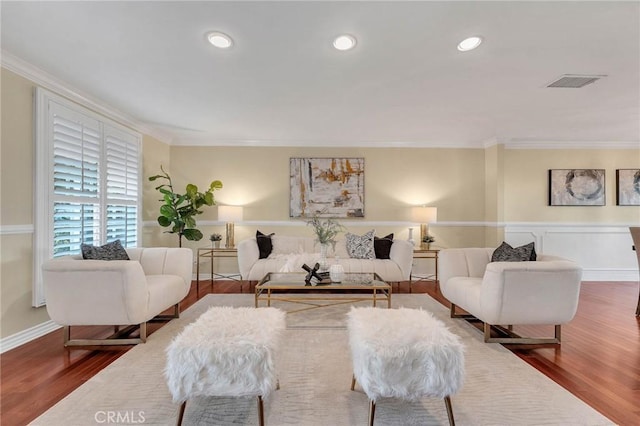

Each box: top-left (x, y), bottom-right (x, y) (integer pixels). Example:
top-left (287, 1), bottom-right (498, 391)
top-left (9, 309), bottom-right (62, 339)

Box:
top-left (161, 146), bottom-right (488, 252)
top-left (141, 135), bottom-right (175, 248)
top-left (484, 144), bottom-right (505, 246)
top-left (2, 65), bottom-right (639, 341)
top-left (504, 149), bottom-right (640, 222)
top-left (0, 69), bottom-right (50, 337)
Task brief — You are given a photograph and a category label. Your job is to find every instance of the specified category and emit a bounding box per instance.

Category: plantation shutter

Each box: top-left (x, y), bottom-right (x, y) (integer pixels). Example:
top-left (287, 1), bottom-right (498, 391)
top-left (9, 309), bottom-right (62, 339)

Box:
top-left (50, 103), bottom-right (102, 257)
top-left (105, 127), bottom-right (140, 247)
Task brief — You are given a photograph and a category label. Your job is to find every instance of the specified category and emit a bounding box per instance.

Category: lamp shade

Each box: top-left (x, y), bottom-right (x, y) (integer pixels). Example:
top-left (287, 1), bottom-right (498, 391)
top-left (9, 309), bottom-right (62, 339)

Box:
top-left (412, 206), bottom-right (437, 223)
top-left (218, 206), bottom-right (243, 222)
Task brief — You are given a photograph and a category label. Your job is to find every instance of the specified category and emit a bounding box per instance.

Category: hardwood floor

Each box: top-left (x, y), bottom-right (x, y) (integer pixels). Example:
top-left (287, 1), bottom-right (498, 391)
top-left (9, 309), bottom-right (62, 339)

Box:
top-left (1, 280), bottom-right (638, 425)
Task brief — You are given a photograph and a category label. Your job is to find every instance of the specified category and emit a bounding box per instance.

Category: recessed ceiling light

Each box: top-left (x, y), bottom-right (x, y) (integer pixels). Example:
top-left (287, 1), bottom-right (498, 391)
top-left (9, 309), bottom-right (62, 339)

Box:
top-left (333, 34), bottom-right (357, 51)
top-left (207, 31), bottom-right (233, 49)
top-left (457, 36), bottom-right (482, 52)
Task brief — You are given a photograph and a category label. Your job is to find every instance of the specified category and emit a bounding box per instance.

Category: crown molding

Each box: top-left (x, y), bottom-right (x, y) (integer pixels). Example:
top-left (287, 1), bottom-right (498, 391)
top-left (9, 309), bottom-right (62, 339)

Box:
top-left (170, 136), bottom-right (483, 149)
top-left (1, 50), bottom-right (173, 144)
top-left (505, 140), bottom-right (640, 149)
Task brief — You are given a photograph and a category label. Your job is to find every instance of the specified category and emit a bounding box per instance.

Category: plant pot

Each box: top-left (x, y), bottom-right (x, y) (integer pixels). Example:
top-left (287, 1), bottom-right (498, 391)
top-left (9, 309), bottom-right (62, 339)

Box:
top-left (212, 241), bottom-right (220, 248)
top-left (421, 242), bottom-right (430, 250)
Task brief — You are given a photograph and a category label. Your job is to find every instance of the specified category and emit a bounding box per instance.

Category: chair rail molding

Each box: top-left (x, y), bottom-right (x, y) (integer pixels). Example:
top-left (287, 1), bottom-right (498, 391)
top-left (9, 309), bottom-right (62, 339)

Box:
top-left (0, 224), bottom-right (34, 235)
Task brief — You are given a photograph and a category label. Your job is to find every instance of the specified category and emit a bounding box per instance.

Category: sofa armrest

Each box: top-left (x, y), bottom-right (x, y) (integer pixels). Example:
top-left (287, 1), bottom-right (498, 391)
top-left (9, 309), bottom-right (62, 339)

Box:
top-left (237, 238), bottom-right (260, 280)
top-left (480, 260), bottom-right (583, 324)
top-left (42, 258), bottom-right (150, 325)
top-left (439, 248), bottom-right (494, 288)
top-left (389, 240), bottom-right (413, 280)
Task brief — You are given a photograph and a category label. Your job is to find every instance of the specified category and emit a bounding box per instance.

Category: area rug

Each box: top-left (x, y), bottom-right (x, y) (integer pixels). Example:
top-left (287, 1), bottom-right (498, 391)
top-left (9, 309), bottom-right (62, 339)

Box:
top-left (31, 294), bottom-right (614, 426)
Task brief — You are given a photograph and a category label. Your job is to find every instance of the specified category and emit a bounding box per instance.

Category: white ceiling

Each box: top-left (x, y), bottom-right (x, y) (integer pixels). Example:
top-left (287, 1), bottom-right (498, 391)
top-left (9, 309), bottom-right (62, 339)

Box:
top-left (2, 1), bottom-right (639, 148)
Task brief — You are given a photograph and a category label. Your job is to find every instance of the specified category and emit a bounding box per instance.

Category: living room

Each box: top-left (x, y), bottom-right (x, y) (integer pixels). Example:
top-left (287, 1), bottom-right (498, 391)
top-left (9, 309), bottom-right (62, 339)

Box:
top-left (1, 1), bottom-right (639, 425)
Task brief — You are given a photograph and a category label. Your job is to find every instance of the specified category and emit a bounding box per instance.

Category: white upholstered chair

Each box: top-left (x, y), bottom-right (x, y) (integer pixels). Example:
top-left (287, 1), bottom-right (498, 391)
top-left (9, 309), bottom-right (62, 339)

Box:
top-left (42, 247), bottom-right (193, 347)
top-left (439, 248), bottom-right (582, 344)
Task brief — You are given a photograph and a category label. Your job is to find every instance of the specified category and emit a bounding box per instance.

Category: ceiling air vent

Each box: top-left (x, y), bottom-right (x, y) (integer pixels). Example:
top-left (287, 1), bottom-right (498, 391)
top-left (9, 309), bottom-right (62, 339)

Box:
top-left (546, 74), bottom-right (606, 88)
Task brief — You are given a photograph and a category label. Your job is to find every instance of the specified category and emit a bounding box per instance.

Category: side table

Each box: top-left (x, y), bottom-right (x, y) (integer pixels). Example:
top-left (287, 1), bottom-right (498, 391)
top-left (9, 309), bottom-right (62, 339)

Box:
top-left (196, 247), bottom-right (241, 298)
top-left (410, 248), bottom-right (440, 293)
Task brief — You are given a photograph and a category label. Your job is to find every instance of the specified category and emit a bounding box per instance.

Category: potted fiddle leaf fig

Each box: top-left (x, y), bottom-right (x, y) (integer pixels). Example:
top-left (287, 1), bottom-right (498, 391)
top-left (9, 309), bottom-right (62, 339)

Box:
top-left (149, 166), bottom-right (223, 247)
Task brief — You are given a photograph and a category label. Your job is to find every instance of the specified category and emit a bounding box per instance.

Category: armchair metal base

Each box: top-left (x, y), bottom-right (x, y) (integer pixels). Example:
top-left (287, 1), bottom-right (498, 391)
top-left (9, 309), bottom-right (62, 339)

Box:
top-left (483, 323), bottom-right (561, 345)
top-left (450, 303), bottom-right (562, 345)
top-left (63, 303), bottom-right (180, 348)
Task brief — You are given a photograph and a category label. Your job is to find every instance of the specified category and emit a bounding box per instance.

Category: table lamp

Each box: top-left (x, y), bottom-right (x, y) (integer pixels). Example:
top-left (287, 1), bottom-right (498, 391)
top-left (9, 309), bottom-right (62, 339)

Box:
top-left (412, 206), bottom-right (437, 248)
top-left (218, 206), bottom-right (243, 248)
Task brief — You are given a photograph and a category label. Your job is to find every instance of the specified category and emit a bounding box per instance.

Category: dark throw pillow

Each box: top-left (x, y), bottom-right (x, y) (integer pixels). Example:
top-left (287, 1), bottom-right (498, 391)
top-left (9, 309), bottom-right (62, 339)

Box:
top-left (81, 240), bottom-right (130, 260)
top-left (374, 233), bottom-right (394, 259)
top-left (256, 230), bottom-right (275, 259)
top-left (491, 241), bottom-right (536, 262)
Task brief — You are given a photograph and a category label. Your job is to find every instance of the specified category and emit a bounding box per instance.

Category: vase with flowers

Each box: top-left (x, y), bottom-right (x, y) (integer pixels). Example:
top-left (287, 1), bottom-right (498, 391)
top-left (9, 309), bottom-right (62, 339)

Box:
top-left (209, 233), bottom-right (222, 248)
top-left (421, 235), bottom-right (435, 250)
top-left (306, 212), bottom-right (345, 270)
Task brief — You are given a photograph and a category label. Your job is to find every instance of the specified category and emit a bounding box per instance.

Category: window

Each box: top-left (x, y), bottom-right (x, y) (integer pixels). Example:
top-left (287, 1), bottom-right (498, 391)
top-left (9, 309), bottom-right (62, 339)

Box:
top-left (34, 88), bottom-right (141, 307)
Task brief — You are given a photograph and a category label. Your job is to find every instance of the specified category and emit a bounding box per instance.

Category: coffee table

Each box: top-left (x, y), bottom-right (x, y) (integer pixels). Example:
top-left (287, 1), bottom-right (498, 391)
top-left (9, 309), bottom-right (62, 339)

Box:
top-left (255, 272), bottom-right (392, 311)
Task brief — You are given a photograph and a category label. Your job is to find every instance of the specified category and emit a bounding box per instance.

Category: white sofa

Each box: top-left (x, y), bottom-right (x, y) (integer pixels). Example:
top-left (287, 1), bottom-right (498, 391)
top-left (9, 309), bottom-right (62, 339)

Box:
top-left (439, 248), bottom-right (582, 344)
top-left (42, 247), bottom-right (192, 346)
top-left (237, 236), bottom-right (413, 282)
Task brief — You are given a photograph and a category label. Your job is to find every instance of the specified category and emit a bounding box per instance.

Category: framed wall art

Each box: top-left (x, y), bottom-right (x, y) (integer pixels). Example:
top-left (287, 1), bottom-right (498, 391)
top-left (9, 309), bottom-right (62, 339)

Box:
top-left (290, 157), bottom-right (365, 218)
top-left (548, 169), bottom-right (605, 206)
top-left (616, 169), bottom-right (640, 206)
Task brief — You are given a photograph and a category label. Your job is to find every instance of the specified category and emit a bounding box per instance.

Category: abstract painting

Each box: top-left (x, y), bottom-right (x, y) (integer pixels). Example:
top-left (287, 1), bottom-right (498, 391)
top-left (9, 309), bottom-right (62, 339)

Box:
top-left (290, 158), bottom-right (365, 218)
top-left (616, 169), bottom-right (640, 206)
top-left (548, 169), bottom-right (605, 206)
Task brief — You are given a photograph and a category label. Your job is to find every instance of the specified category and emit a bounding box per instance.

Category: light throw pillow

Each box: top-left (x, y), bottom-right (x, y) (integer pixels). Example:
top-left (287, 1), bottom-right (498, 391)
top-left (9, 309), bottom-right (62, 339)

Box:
top-left (256, 230), bottom-right (274, 259)
top-left (374, 233), bottom-right (394, 259)
top-left (81, 240), bottom-right (130, 260)
top-left (491, 241), bottom-right (537, 262)
top-left (345, 230), bottom-right (376, 260)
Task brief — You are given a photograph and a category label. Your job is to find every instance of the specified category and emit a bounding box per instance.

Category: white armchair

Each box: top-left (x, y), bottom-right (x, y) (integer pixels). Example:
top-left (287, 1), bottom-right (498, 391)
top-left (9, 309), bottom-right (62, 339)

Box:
top-left (42, 247), bottom-right (193, 347)
top-left (439, 248), bottom-right (582, 344)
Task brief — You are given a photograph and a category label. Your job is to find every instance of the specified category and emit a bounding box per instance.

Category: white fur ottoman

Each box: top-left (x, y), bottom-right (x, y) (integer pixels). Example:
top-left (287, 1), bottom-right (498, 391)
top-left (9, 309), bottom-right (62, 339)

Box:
top-left (347, 307), bottom-right (465, 426)
top-left (165, 306), bottom-right (286, 426)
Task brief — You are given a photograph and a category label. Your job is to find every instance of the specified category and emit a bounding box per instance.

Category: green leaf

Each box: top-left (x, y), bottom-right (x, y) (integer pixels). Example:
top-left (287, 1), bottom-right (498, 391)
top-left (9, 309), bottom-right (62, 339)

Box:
top-left (159, 204), bottom-right (176, 218)
top-left (185, 216), bottom-right (196, 228)
top-left (158, 188), bottom-right (172, 196)
top-left (157, 216), bottom-right (171, 227)
top-left (210, 180), bottom-right (223, 190)
top-left (186, 184), bottom-right (197, 197)
top-left (148, 175), bottom-right (160, 181)
top-left (204, 192), bottom-right (214, 205)
top-left (183, 228), bottom-right (203, 241)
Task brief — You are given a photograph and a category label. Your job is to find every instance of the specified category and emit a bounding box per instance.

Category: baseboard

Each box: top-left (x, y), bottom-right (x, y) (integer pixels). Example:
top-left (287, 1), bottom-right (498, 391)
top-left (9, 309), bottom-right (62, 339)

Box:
top-left (0, 320), bottom-right (61, 354)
